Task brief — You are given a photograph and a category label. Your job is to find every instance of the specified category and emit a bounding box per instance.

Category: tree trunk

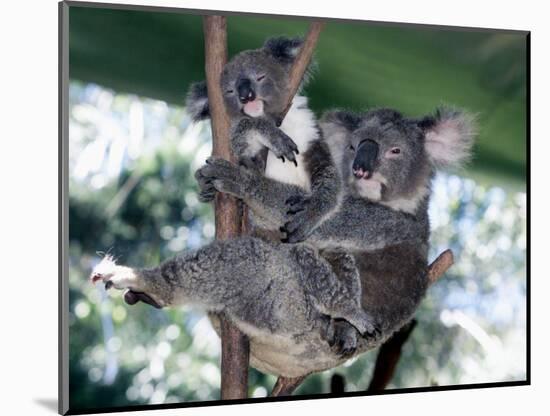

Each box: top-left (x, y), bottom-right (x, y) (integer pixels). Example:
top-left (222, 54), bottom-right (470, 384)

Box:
top-left (203, 15), bottom-right (250, 400)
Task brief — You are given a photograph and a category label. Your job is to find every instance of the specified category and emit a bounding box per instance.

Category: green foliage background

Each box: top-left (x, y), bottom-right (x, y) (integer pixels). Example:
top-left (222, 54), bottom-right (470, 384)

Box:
top-left (68, 5), bottom-right (527, 186)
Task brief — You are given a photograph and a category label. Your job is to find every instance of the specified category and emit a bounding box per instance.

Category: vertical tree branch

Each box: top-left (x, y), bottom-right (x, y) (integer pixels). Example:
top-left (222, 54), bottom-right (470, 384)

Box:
top-left (203, 15), bottom-right (250, 400)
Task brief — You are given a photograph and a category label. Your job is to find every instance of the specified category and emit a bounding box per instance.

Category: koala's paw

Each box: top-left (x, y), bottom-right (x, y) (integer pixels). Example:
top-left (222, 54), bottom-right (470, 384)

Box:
top-left (280, 195), bottom-right (320, 243)
top-left (196, 158), bottom-right (246, 199)
top-left (89, 256), bottom-right (164, 309)
top-left (268, 129), bottom-right (299, 166)
top-left (194, 166), bottom-right (217, 203)
top-left (331, 326), bottom-right (358, 358)
top-left (349, 310), bottom-right (380, 338)
top-left (90, 255), bottom-right (134, 289)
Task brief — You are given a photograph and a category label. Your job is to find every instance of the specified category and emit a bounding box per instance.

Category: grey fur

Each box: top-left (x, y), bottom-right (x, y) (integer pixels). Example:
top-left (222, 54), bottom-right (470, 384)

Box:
top-left (187, 36), bottom-right (340, 243)
top-left (93, 105), bottom-right (475, 377)
top-left (189, 106), bottom-right (475, 365)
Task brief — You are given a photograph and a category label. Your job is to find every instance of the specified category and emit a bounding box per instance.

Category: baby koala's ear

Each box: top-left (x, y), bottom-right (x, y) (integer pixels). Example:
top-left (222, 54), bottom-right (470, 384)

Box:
top-left (263, 36), bottom-right (303, 64)
top-left (185, 81), bottom-right (210, 122)
top-left (418, 107), bottom-right (477, 169)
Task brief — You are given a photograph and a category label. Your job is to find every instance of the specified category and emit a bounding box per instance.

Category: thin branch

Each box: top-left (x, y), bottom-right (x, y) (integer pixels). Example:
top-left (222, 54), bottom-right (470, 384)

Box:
top-left (275, 22), bottom-right (325, 126)
top-left (367, 319), bottom-right (417, 391)
top-left (428, 249), bottom-right (454, 285)
top-left (203, 15), bottom-right (250, 400)
top-left (270, 375), bottom-right (307, 397)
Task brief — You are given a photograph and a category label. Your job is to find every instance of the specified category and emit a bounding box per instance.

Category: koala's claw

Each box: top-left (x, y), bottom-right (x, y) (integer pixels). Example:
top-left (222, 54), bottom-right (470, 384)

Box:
top-left (281, 196), bottom-right (319, 243)
top-left (267, 131), bottom-right (299, 165)
top-left (280, 215), bottom-right (313, 243)
top-left (335, 336), bottom-right (357, 357)
top-left (196, 158), bottom-right (246, 199)
top-left (350, 311), bottom-right (379, 337)
top-left (364, 325), bottom-right (383, 341)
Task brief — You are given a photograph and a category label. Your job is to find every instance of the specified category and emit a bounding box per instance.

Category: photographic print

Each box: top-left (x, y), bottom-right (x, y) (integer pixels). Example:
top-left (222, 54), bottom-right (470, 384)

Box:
top-left (59, 1), bottom-right (529, 414)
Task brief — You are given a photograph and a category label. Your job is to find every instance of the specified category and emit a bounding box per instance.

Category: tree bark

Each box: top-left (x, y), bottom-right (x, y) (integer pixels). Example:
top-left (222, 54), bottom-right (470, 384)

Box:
top-left (203, 15), bottom-right (250, 400)
top-left (270, 375), bottom-right (307, 397)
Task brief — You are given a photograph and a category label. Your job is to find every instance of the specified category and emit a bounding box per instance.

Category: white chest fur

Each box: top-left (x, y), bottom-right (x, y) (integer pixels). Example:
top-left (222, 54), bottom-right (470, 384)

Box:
top-left (264, 96), bottom-right (319, 191)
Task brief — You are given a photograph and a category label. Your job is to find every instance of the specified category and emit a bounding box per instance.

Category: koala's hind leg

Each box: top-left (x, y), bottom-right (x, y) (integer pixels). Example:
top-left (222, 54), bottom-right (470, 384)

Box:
top-left (293, 246), bottom-right (377, 336)
top-left (319, 251), bottom-right (365, 356)
top-left (90, 238), bottom-right (288, 330)
top-left (322, 251), bottom-right (362, 306)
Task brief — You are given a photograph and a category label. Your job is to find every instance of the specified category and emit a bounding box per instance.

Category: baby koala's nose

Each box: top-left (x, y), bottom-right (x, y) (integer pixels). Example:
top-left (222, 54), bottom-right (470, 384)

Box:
top-left (237, 78), bottom-right (256, 104)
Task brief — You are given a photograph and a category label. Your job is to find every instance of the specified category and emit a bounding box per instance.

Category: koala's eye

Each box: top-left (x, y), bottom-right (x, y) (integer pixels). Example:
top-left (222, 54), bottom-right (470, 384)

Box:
top-left (256, 75), bottom-right (266, 82)
top-left (225, 89), bottom-right (234, 95)
top-left (386, 147), bottom-right (402, 158)
top-left (349, 145), bottom-right (355, 152)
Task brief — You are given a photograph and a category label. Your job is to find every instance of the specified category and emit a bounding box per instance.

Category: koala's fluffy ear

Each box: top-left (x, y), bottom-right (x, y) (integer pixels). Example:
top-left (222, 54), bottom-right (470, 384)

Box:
top-left (321, 110), bottom-right (362, 138)
top-left (185, 81), bottom-right (210, 122)
top-left (320, 110), bottom-right (362, 154)
top-left (418, 107), bottom-right (477, 169)
top-left (263, 36), bottom-right (304, 64)
top-left (263, 36), bottom-right (316, 86)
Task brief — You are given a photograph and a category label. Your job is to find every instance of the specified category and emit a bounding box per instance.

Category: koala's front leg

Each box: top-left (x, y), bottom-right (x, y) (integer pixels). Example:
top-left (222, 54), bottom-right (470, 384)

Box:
top-left (281, 139), bottom-right (341, 243)
top-left (233, 117), bottom-right (299, 165)
top-left (195, 157), bottom-right (251, 203)
top-left (196, 157), bottom-right (307, 229)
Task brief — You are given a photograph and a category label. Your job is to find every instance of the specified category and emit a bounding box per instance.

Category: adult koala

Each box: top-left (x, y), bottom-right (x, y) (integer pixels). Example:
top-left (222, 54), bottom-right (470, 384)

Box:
top-left (91, 107), bottom-right (475, 378)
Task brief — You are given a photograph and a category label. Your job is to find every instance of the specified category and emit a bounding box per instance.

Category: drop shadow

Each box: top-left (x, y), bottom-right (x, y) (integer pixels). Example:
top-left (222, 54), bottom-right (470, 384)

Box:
top-left (34, 398), bottom-right (58, 413)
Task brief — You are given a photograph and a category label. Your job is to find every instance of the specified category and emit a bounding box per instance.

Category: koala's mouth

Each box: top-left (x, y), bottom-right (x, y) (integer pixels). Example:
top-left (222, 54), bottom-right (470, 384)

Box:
top-left (351, 172), bottom-right (388, 201)
top-left (242, 99), bottom-right (265, 118)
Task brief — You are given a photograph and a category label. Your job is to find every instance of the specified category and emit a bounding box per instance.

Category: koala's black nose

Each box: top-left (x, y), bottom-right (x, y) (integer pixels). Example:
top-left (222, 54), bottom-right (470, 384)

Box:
top-left (237, 78), bottom-right (256, 104)
top-left (352, 139), bottom-right (379, 179)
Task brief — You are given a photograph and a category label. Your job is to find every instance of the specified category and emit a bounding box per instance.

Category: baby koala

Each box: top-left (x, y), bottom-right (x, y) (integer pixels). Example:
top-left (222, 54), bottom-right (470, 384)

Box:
top-left (187, 36), bottom-right (342, 243)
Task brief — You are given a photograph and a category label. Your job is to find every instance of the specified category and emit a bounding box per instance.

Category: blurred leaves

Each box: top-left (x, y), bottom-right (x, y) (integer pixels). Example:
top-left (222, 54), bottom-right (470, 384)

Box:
top-left (68, 82), bottom-right (526, 411)
top-left (68, 6), bottom-right (527, 186)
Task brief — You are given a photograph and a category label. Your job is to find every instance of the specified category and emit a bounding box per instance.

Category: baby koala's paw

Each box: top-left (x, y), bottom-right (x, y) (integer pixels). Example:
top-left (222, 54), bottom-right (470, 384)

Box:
top-left (196, 158), bottom-right (247, 200)
top-left (268, 129), bottom-right (299, 166)
top-left (280, 195), bottom-right (321, 243)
